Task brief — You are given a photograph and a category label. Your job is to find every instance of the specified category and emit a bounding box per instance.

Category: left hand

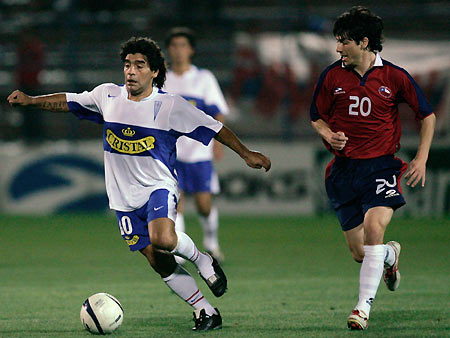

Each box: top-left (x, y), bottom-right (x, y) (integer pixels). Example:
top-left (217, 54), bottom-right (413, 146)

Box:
top-left (244, 151), bottom-right (271, 172)
top-left (404, 158), bottom-right (427, 188)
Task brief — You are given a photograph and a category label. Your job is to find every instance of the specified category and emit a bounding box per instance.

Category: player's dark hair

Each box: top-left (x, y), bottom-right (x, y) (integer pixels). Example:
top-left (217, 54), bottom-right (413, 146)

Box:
top-left (164, 27), bottom-right (196, 49)
top-left (120, 37), bottom-right (167, 89)
top-left (333, 6), bottom-right (384, 52)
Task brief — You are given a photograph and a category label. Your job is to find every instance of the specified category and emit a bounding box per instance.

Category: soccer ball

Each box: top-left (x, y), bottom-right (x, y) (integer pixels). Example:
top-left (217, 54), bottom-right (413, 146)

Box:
top-left (80, 293), bottom-right (123, 335)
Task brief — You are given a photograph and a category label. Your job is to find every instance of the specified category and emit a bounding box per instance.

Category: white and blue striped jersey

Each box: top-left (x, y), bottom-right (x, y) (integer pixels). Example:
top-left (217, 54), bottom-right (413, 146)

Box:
top-left (164, 65), bottom-right (229, 163)
top-left (66, 84), bottom-right (223, 211)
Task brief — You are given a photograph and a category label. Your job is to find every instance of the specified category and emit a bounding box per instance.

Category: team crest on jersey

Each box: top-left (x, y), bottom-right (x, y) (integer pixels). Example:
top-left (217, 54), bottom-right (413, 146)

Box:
top-left (154, 100), bottom-right (162, 120)
top-left (378, 86), bottom-right (392, 98)
top-left (333, 87), bottom-right (346, 95)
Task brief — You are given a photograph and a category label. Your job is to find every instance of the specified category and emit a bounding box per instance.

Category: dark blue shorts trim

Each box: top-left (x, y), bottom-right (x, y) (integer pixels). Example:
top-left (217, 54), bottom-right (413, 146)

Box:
top-left (175, 160), bottom-right (214, 193)
top-left (325, 155), bottom-right (407, 231)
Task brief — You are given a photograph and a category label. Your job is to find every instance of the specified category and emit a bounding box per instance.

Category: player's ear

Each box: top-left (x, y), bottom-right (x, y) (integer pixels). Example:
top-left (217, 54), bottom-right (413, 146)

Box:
top-left (151, 70), bottom-right (159, 79)
top-left (361, 37), bottom-right (369, 50)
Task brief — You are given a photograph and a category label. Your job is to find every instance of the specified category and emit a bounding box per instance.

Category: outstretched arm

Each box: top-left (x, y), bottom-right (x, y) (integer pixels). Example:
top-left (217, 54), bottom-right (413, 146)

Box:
top-left (7, 90), bottom-right (69, 112)
top-left (214, 125), bottom-right (271, 171)
top-left (404, 113), bottom-right (436, 188)
top-left (311, 118), bottom-right (348, 150)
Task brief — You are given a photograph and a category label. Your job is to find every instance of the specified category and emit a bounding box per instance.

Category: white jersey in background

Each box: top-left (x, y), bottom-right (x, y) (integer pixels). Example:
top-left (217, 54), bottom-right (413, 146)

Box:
top-left (66, 83), bottom-right (223, 211)
top-left (164, 65), bottom-right (229, 163)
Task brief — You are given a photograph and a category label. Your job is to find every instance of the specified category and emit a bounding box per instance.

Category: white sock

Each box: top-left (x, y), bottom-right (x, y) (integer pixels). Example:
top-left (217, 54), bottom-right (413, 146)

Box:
top-left (356, 245), bottom-right (385, 317)
top-left (171, 231), bottom-right (215, 279)
top-left (173, 214), bottom-right (187, 264)
top-left (384, 243), bottom-right (396, 267)
top-left (162, 265), bottom-right (216, 315)
top-left (199, 207), bottom-right (219, 251)
top-left (175, 213), bottom-right (185, 233)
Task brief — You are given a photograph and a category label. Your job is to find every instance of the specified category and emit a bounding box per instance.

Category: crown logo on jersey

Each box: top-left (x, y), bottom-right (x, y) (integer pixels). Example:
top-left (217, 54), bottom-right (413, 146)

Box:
top-left (122, 127), bottom-right (136, 137)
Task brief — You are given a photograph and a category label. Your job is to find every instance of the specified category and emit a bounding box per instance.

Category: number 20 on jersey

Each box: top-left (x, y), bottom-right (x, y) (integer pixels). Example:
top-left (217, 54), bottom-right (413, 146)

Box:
top-left (349, 96), bottom-right (372, 116)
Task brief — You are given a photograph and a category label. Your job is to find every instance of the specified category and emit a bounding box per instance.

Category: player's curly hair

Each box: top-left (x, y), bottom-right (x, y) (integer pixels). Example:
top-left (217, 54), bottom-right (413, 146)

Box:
top-left (164, 27), bottom-right (196, 49)
top-left (333, 6), bottom-right (384, 52)
top-left (120, 37), bottom-right (167, 89)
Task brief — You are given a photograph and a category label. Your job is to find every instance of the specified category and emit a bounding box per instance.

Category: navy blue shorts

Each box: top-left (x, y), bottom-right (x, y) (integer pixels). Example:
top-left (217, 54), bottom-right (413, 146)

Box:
top-left (115, 188), bottom-right (178, 251)
top-left (175, 160), bottom-right (219, 194)
top-left (325, 155), bottom-right (407, 231)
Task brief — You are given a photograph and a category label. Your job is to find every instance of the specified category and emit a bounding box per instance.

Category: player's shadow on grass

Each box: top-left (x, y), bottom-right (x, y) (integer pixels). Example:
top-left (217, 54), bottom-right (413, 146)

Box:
top-left (125, 315), bottom-right (195, 333)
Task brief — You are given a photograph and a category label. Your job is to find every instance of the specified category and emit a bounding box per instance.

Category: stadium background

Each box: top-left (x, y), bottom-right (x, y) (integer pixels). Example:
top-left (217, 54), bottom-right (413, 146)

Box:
top-left (0, 1), bottom-right (449, 337)
top-left (0, 0), bottom-right (448, 216)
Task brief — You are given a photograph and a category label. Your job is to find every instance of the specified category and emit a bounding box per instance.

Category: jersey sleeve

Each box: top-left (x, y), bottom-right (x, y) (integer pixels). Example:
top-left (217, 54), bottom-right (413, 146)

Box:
top-left (169, 95), bottom-right (223, 145)
top-left (202, 70), bottom-right (229, 117)
top-left (310, 66), bottom-right (334, 122)
top-left (66, 84), bottom-right (107, 124)
top-left (396, 68), bottom-right (434, 120)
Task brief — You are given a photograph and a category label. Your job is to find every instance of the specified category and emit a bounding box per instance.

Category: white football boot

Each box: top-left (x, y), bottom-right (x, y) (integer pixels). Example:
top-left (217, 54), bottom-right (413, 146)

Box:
top-left (383, 241), bottom-right (401, 291)
top-left (347, 309), bottom-right (368, 330)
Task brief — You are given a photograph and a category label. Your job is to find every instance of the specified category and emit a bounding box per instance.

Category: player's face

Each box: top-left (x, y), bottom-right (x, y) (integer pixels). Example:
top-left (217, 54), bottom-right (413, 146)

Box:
top-left (123, 53), bottom-right (158, 98)
top-left (168, 36), bottom-right (194, 65)
top-left (335, 37), bottom-right (364, 69)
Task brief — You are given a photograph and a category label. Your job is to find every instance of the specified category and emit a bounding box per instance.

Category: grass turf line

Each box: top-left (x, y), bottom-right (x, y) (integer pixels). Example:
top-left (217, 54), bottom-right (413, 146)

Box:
top-left (0, 214), bottom-right (449, 337)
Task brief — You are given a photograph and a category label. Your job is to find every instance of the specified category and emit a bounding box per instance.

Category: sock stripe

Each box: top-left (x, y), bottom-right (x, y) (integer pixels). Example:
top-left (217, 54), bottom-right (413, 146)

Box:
top-left (189, 247), bottom-right (199, 262)
top-left (191, 296), bottom-right (205, 306)
top-left (185, 289), bottom-right (200, 302)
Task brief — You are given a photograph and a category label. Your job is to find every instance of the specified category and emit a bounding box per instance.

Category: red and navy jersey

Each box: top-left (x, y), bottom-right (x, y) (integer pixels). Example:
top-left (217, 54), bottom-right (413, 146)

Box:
top-left (310, 54), bottom-right (433, 159)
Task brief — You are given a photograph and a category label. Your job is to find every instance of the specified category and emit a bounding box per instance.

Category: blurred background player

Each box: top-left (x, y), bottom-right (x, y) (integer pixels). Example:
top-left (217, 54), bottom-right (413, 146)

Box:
top-left (8, 36), bottom-right (271, 331)
top-left (310, 6), bottom-right (435, 331)
top-left (164, 27), bottom-right (229, 263)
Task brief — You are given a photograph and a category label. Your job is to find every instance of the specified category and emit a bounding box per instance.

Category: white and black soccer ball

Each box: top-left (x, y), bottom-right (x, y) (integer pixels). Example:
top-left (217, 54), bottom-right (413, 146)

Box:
top-left (80, 293), bottom-right (123, 335)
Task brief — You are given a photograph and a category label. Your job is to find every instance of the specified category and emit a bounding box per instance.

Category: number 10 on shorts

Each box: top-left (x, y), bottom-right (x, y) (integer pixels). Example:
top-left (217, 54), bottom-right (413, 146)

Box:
top-left (119, 216), bottom-right (133, 235)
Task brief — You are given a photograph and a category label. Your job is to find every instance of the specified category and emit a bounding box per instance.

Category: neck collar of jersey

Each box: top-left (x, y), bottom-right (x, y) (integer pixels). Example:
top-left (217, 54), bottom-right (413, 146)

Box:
top-left (171, 65), bottom-right (197, 78)
top-left (373, 53), bottom-right (383, 67)
top-left (122, 85), bottom-right (159, 101)
top-left (341, 52), bottom-right (383, 68)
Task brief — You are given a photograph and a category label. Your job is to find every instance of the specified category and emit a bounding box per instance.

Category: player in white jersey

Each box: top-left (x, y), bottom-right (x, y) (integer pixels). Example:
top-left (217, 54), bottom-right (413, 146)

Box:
top-left (7, 37), bottom-right (271, 332)
top-left (164, 27), bottom-right (228, 263)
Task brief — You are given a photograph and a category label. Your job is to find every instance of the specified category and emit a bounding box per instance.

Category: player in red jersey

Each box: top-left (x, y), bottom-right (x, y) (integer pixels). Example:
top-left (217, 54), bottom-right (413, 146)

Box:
top-left (310, 6), bottom-right (435, 330)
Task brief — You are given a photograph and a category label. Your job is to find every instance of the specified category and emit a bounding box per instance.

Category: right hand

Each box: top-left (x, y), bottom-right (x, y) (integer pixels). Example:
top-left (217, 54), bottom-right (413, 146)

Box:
top-left (328, 131), bottom-right (348, 150)
top-left (7, 90), bottom-right (32, 106)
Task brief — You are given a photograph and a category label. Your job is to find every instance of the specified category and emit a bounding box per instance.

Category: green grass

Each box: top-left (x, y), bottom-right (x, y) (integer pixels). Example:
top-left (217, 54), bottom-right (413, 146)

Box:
top-left (0, 214), bottom-right (449, 337)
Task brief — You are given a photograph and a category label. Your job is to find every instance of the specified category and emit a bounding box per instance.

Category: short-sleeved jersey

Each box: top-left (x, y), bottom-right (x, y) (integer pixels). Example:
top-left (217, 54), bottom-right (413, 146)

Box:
top-left (164, 65), bottom-right (229, 163)
top-left (66, 84), bottom-right (223, 211)
top-left (310, 53), bottom-right (433, 159)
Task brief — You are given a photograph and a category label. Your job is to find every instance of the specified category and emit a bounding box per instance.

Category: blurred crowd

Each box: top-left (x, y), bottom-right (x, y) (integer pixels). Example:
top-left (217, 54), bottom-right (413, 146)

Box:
top-left (1, 0), bottom-right (449, 141)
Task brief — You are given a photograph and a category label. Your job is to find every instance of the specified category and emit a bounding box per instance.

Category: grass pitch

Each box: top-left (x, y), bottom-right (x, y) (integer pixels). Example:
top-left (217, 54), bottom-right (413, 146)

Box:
top-left (0, 213), bottom-right (449, 337)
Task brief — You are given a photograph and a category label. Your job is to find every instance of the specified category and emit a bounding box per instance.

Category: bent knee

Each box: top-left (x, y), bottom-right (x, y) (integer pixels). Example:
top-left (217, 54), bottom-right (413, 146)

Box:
top-left (198, 207), bottom-right (210, 217)
top-left (349, 247), bottom-right (364, 263)
top-left (150, 232), bottom-right (177, 251)
top-left (196, 201), bottom-right (211, 217)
